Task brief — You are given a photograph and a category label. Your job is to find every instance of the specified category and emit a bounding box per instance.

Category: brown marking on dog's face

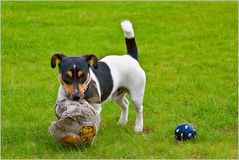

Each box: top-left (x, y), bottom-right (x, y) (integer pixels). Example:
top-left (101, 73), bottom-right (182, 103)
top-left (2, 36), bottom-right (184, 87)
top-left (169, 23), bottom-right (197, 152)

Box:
top-left (78, 73), bottom-right (90, 97)
top-left (66, 71), bottom-right (72, 78)
top-left (60, 72), bottom-right (90, 99)
top-left (59, 74), bottom-right (74, 97)
top-left (78, 70), bottom-right (83, 78)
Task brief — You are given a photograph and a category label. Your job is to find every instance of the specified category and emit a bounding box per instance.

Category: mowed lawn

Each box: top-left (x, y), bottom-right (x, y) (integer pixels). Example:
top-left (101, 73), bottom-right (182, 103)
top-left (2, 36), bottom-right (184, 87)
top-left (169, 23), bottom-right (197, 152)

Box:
top-left (1, 1), bottom-right (238, 159)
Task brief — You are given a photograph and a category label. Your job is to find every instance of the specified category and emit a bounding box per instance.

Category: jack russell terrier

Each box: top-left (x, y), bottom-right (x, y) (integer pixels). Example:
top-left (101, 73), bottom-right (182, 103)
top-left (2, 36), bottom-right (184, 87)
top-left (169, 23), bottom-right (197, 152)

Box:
top-left (51, 20), bottom-right (146, 132)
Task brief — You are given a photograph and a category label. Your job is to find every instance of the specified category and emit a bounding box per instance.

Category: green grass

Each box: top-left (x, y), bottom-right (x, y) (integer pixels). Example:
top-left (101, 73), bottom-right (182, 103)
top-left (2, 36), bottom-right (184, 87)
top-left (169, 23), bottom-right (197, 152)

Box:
top-left (1, 1), bottom-right (238, 159)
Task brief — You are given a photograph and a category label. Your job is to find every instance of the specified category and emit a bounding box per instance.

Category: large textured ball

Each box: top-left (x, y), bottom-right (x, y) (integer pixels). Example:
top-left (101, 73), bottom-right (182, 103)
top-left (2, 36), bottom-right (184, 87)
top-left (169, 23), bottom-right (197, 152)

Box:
top-left (174, 123), bottom-right (196, 141)
top-left (49, 99), bottom-right (100, 147)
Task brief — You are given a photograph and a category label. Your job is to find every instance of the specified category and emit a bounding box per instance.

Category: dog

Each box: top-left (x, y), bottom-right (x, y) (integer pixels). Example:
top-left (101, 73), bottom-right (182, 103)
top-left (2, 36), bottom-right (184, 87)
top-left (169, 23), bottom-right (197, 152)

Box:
top-left (51, 20), bottom-right (146, 132)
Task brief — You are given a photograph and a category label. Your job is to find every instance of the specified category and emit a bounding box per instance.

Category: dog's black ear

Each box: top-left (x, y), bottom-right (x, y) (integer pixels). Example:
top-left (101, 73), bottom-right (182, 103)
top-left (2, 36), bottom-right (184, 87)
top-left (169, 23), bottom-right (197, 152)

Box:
top-left (51, 53), bottom-right (66, 68)
top-left (82, 54), bottom-right (98, 69)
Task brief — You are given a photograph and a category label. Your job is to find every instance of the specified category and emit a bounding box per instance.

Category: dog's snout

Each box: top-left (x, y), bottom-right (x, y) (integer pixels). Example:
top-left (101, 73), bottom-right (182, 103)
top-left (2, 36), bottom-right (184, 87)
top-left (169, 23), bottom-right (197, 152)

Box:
top-left (72, 92), bottom-right (80, 101)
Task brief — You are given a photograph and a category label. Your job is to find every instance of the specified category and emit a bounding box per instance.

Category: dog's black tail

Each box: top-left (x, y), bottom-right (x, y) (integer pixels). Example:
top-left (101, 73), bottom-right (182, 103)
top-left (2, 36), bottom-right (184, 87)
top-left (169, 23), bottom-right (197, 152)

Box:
top-left (121, 20), bottom-right (138, 61)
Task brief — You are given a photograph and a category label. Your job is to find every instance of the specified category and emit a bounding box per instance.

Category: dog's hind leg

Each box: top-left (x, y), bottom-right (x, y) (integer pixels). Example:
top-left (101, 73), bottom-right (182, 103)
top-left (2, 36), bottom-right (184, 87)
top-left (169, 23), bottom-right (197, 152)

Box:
top-left (116, 96), bottom-right (129, 125)
top-left (112, 89), bottom-right (129, 125)
top-left (130, 91), bottom-right (144, 133)
top-left (128, 77), bottom-right (146, 133)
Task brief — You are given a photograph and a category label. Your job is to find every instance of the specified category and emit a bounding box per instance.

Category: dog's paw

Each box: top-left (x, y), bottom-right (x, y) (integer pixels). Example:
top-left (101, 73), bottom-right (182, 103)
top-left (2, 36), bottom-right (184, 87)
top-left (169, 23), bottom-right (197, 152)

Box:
top-left (134, 118), bottom-right (143, 133)
top-left (117, 118), bottom-right (128, 125)
top-left (134, 125), bottom-right (143, 133)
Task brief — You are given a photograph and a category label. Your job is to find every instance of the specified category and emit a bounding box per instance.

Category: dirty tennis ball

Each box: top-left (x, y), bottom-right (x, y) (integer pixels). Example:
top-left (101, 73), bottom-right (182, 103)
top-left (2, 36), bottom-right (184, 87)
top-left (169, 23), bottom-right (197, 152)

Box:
top-left (174, 123), bottom-right (196, 141)
top-left (49, 99), bottom-right (100, 146)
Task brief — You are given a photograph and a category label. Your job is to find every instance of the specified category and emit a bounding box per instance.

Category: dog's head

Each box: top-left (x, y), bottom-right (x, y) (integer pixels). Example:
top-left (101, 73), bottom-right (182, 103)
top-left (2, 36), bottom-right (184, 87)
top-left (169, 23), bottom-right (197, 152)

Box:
top-left (51, 53), bottom-right (98, 101)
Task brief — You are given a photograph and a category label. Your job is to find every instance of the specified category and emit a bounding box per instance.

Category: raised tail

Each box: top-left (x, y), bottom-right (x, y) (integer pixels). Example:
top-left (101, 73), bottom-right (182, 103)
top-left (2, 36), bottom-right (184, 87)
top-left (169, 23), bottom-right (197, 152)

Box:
top-left (121, 20), bottom-right (138, 61)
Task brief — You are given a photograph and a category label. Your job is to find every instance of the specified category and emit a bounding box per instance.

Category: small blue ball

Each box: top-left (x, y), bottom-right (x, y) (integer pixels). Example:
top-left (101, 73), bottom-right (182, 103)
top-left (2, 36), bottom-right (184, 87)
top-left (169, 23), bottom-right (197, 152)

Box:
top-left (175, 123), bottom-right (196, 141)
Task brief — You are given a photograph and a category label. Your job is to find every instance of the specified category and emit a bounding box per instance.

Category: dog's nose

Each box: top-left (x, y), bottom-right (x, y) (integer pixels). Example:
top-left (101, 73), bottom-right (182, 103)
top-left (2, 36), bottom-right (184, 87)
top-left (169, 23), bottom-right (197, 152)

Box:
top-left (72, 92), bottom-right (80, 101)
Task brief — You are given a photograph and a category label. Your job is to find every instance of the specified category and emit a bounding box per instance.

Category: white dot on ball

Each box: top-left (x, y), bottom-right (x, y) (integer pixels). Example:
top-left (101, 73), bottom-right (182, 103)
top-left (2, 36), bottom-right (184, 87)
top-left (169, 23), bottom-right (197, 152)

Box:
top-left (188, 133), bottom-right (192, 137)
top-left (176, 129), bottom-right (180, 132)
top-left (185, 125), bottom-right (188, 129)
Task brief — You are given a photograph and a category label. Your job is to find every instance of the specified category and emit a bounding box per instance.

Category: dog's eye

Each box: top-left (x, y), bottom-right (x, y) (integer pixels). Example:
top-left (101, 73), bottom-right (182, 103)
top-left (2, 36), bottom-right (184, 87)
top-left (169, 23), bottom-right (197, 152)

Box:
top-left (66, 71), bottom-right (72, 79)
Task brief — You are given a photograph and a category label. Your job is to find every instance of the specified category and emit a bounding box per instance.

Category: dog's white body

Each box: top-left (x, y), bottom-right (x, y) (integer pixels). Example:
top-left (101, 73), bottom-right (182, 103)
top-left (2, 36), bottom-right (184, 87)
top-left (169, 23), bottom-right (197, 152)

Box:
top-left (98, 55), bottom-right (145, 132)
top-left (57, 20), bottom-right (146, 132)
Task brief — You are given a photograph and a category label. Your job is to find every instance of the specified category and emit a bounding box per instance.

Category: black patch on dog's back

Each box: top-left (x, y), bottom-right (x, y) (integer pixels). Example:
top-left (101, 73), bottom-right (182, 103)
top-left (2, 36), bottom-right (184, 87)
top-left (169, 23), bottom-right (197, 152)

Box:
top-left (90, 62), bottom-right (113, 102)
